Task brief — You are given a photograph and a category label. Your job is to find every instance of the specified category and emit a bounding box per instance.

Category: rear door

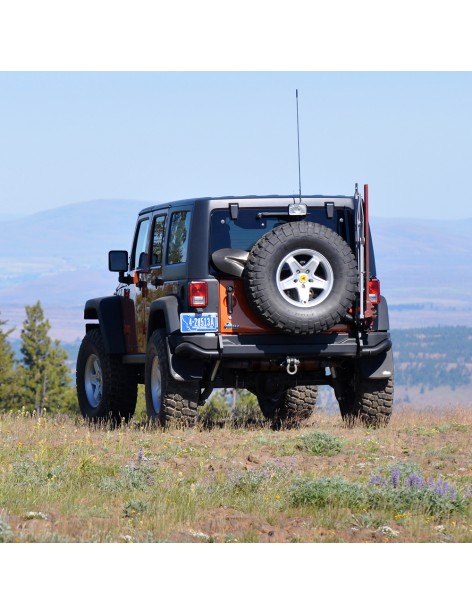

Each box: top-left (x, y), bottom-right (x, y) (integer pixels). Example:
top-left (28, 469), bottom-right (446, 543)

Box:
top-left (162, 207), bottom-right (192, 301)
top-left (146, 210), bottom-right (169, 306)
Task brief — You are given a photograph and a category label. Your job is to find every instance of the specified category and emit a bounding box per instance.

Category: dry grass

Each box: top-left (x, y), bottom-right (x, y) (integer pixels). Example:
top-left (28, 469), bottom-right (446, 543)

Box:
top-left (1, 404), bottom-right (472, 543)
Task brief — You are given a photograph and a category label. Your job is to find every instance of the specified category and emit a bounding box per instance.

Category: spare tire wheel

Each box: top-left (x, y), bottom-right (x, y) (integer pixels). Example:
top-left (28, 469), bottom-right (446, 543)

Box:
top-left (244, 221), bottom-right (357, 334)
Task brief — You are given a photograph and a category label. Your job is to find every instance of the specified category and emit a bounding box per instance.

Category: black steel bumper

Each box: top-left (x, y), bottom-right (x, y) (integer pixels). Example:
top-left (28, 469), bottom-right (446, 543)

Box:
top-left (172, 331), bottom-right (391, 360)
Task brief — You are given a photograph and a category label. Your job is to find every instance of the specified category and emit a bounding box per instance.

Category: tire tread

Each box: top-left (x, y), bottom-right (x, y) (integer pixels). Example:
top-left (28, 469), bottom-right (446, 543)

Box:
top-left (145, 329), bottom-right (199, 427)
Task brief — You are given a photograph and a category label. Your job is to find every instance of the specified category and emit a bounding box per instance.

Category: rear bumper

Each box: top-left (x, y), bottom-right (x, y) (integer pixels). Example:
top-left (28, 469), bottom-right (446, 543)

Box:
top-left (172, 331), bottom-right (391, 360)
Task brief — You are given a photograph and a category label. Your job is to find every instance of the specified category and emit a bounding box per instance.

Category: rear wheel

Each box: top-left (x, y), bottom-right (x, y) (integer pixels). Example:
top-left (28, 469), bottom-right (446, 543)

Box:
top-left (257, 386), bottom-right (318, 429)
top-left (334, 368), bottom-right (393, 427)
top-left (145, 329), bottom-right (199, 427)
top-left (76, 328), bottom-right (137, 423)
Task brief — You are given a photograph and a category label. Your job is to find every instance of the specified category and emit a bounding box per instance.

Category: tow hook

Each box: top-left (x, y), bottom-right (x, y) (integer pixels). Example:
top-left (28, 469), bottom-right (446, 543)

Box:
top-left (285, 356), bottom-right (300, 375)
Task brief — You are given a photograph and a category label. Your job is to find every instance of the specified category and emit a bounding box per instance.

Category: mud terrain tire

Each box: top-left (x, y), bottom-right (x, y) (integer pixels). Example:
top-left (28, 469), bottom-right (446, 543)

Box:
top-left (145, 329), bottom-right (199, 427)
top-left (76, 328), bottom-right (137, 423)
top-left (334, 371), bottom-right (393, 427)
top-left (258, 386), bottom-right (318, 429)
top-left (245, 221), bottom-right (357, 334)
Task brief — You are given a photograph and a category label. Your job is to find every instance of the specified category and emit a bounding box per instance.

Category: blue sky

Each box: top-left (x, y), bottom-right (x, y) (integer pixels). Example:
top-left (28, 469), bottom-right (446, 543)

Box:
top-left (1, 71), bottom-right (471, 220)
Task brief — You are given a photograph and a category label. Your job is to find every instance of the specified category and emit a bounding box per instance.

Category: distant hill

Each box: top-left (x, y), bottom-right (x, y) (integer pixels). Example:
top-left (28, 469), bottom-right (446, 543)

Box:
top-left (370, 216), bottom-right (472, 305)
top-left (370, 216), bottom-right (472, 328)
top-left (0, 197), bottom-right (152, 273)
top-left (0, 199), bottom-right (152, 339)
top-left (0, 199), bottom-right (471, 340)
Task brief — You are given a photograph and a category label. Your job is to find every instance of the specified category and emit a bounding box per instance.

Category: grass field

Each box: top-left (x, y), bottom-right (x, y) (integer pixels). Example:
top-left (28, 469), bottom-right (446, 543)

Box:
top-left (1, 405), bottom-right (472, 543)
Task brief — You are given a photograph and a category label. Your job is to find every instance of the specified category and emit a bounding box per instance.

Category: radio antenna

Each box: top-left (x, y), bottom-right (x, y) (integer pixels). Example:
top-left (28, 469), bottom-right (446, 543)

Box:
top-left (296, 89), bottom-right (302, 202)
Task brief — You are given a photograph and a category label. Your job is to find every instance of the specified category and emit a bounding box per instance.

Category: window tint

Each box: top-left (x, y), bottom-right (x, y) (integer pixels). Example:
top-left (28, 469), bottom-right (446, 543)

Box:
top-left (210, 208), bottom-right (344, 254)
top-left (167, 211), bottom-right (191, 264)
top-left (131, 217), bottom-right (150, 269)
top-left (151, 214), bottom-right (166, 266)
top-left (210, 210), bottom-right (282, 252)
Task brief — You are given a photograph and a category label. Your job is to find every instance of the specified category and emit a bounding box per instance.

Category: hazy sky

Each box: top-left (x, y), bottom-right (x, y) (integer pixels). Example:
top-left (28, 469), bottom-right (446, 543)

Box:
top-left (1, 71), bottom-right (471, 220)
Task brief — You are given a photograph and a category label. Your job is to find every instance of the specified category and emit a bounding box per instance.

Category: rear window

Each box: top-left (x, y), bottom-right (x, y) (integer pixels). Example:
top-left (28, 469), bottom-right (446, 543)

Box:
top-left (167, 210), bottom-right (191, 265)
top-left (210, 207), bottom-right (350, 254)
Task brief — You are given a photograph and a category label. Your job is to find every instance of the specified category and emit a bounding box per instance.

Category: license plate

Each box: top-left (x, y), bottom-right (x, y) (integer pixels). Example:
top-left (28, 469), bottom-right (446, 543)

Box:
top-left (180, 313), bottom-right (218, 333)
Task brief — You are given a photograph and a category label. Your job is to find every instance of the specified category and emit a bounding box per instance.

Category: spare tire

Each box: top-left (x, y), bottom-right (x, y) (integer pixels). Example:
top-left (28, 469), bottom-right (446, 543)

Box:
top-left (244, 221), bottom-right (357, 334)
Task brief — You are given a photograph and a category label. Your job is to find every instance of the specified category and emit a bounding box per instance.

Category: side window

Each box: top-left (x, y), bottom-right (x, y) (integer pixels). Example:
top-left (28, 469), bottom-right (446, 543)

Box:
top-left (167, 211), bottom-right (191, 265)
top-left (151, 214), bottom-right (167, 266)
top-left (131, 217), bottom-right (151, 270)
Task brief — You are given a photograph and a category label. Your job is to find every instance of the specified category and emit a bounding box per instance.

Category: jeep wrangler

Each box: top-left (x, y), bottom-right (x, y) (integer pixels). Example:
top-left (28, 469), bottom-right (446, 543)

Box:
top-left (76, 184), bottom-right (393, 428)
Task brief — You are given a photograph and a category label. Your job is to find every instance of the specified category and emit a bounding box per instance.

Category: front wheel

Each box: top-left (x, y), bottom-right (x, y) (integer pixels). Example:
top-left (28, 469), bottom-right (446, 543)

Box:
top-left (257, 386), bottom-right (318, 429)
top-left (145, 329), bottom-right (199, 427)
top-left (76, 328), bottom-right (137, 423)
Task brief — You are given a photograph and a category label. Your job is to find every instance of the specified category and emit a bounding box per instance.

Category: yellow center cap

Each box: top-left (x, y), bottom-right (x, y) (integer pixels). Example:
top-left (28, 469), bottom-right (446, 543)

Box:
top-left (299, 274), bottom-right (308, 283)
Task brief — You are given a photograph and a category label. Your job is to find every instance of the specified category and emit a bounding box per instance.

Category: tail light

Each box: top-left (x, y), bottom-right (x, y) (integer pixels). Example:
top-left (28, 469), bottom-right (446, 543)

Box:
top-left (189, 281), bottom-right (208, 307)
top-left (368, 279), bottom-right (381, 305)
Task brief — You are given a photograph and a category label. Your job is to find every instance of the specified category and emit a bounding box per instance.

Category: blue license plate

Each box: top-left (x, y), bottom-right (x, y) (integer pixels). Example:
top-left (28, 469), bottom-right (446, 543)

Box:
top-left (180, 313), bottom-right (218, 333)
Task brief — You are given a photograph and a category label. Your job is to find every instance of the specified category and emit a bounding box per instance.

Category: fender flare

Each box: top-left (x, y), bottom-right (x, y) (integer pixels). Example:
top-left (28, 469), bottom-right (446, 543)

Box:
top-left (148, 296), bottom-right (181, 337)
top-left (84, 296), bottom-right (126, 354)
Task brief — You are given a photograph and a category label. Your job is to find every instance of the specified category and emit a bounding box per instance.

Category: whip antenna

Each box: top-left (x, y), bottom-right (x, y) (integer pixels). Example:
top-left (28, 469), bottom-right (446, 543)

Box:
top-left (296, 89), bottom-right (302, 202)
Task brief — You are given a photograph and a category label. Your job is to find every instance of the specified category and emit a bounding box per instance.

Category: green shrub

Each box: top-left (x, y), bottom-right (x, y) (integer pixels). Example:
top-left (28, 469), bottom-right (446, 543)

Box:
top-left (233, 390), bottom-right (264, 425)
top-left (12, 460), bottom-right (65, 487)
top-left (100, 465), bottom-right (154, 494)
top-left (291, 469), bottom-right (471, 519)
top-left (0, 519), bottom-right (13, 543)
top-left (198, 390), bottom-right (232, 426)
top-left (297, 432), bottom-right (343, 456)
top-left (123, 499), bottom-right (148, 518)
top-left (291, 477), bottom-right (367, 509)
top-left (368, 467), bottom-right (471, 518)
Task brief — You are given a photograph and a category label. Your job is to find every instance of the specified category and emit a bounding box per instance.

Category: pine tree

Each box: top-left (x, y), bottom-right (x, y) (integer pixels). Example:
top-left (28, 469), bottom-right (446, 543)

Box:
top-left (199, 389), bottom-right (232, 425)
top-left (45, 340), bottom-right (76, 413)
top-left (0, 314), bottom-right (16, 411)
top-left (17, 302), bottom-right (73, 414)
top-left (233, 389), bottom-right (264, 424)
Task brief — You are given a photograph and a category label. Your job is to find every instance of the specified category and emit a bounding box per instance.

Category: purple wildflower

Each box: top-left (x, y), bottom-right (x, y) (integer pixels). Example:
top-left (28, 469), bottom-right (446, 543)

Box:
top-left (369, 475), bottom-right (387, 487)
top-left (434, 479), bottom-right (449, 497)
top-left (406, 473), bottom-right (426, 489)
top-left (390, 467), bottom-right (401, 489)
top-left (138, 448), bottom-right (143, 462)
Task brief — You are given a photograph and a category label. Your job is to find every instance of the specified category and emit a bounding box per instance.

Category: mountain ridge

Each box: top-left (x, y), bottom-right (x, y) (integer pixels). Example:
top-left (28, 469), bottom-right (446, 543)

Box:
top-left (1, 199), bottom-right (470, 341)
